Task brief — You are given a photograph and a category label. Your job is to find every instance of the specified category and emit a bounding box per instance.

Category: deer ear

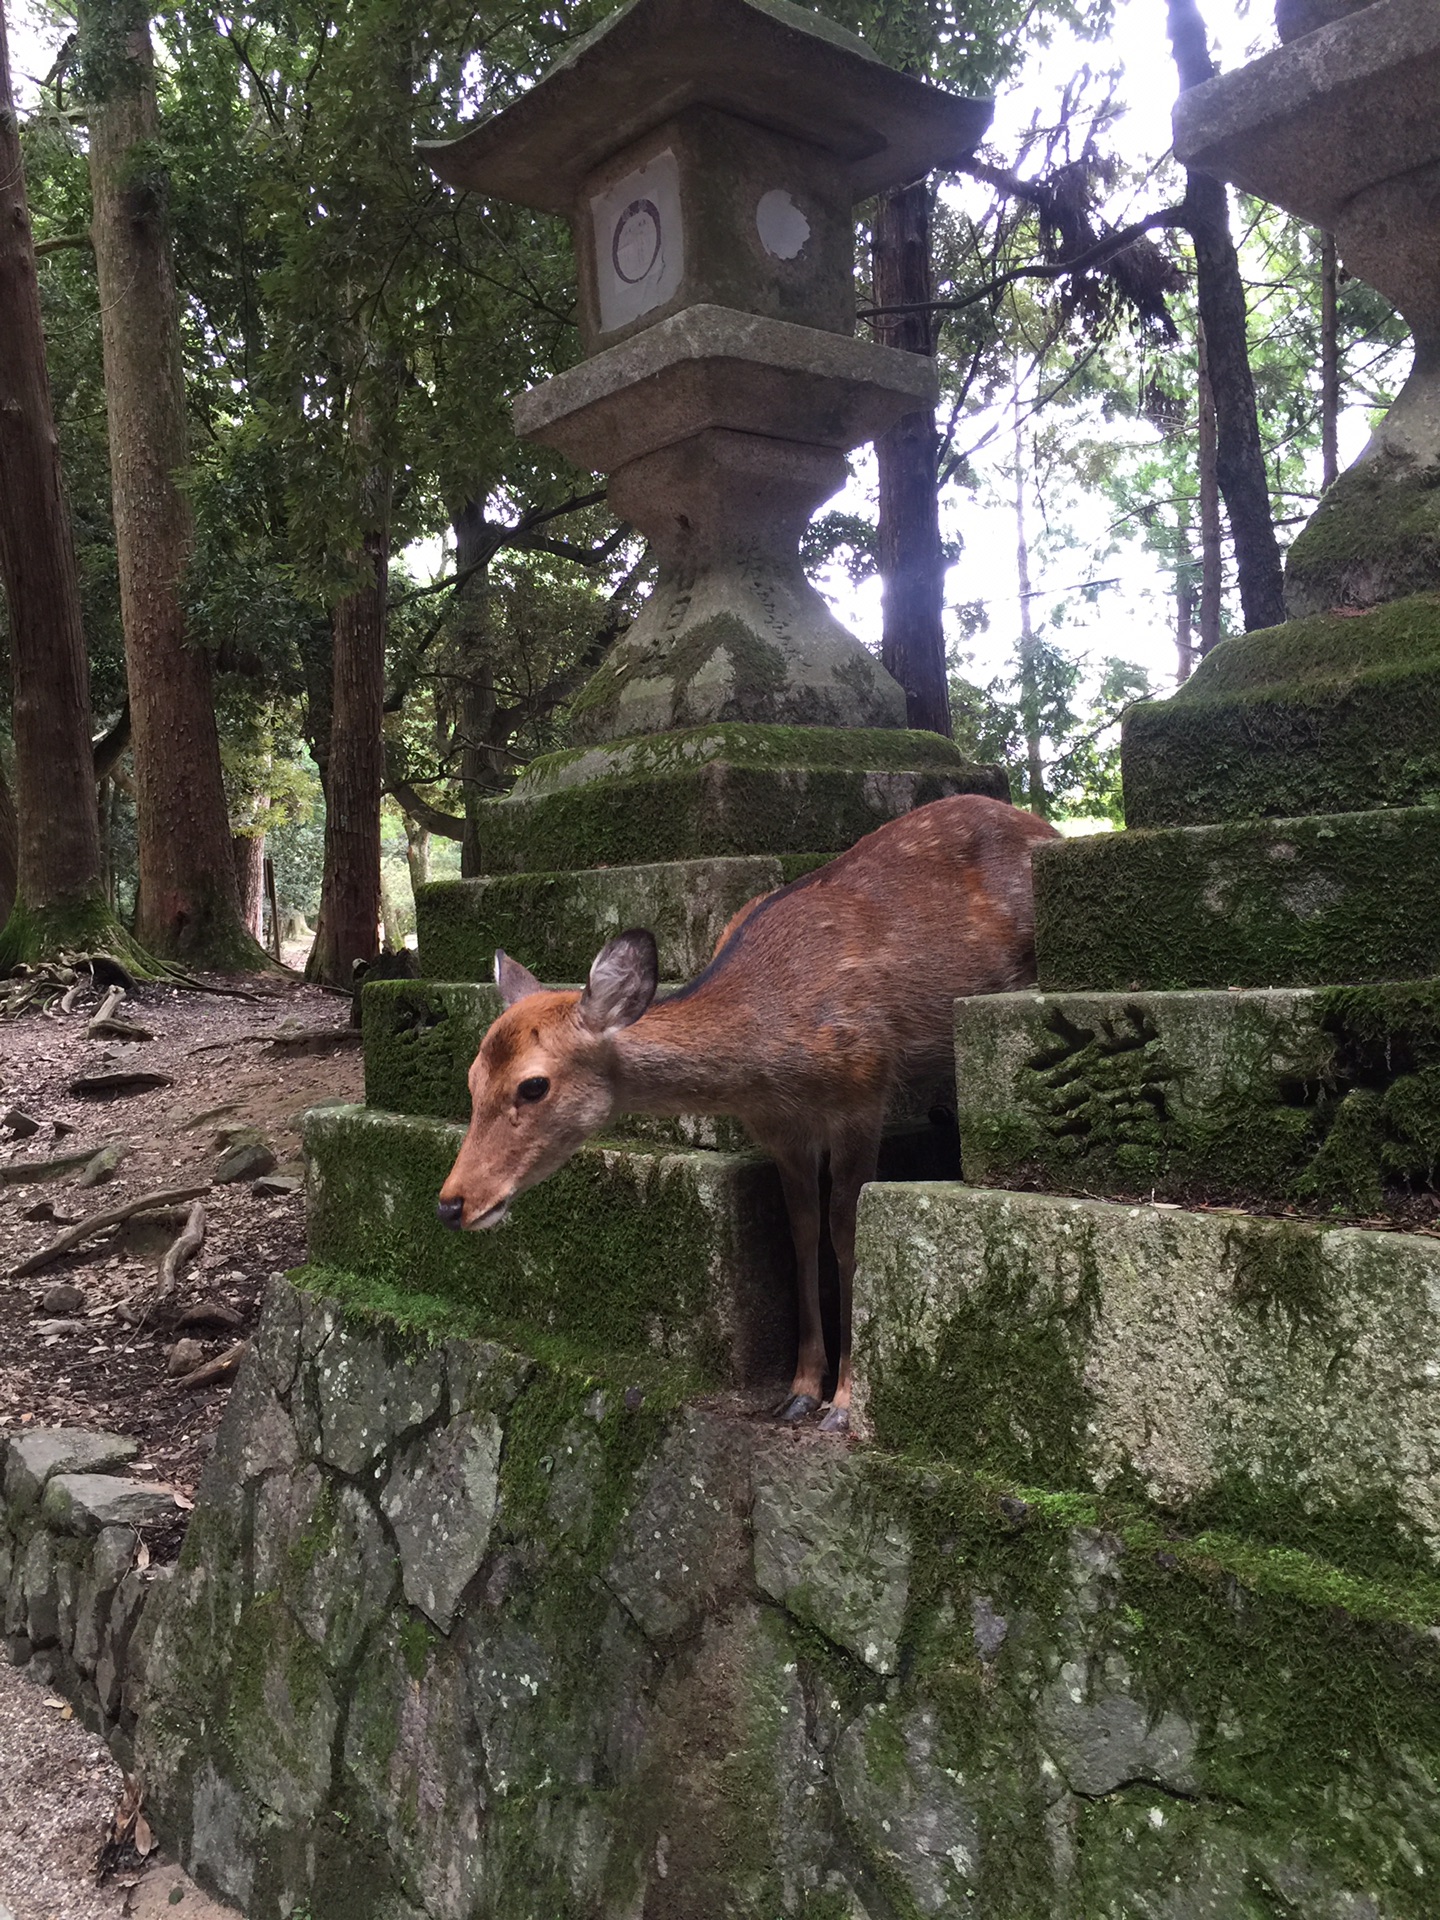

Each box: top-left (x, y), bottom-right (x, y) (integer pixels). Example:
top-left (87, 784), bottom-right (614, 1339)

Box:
top-left (495, 950), bottom-right (543, 1008)
top-left (579, 929), bottom-right (658, 1035)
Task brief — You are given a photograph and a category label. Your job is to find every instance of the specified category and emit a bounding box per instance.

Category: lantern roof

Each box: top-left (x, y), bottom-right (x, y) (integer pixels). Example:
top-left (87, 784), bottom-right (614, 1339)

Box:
top-left (420, 0), bottom-right (993, 214)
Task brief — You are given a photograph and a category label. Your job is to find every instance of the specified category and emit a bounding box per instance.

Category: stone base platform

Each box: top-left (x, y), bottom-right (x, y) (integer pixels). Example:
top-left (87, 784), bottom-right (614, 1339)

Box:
top-left (461, 722), bottom-right (1008, 875)
top-left (415, 855), bottom-right (827, 983)
top-left (853, 1181), bottom-right (1440, 1570)
top-left (134, 1272), bottom-right (1440, 1920)
top-left (1120, 594), bottom-right (1440, 828)
top-left (952, 979), bottom-right (1440, 1216)
top-left (1033, 803), bottom-right (1440, 990)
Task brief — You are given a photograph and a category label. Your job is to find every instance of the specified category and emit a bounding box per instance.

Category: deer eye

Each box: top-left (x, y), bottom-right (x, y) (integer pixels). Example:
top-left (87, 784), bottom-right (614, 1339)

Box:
top-left (517, 1075), bottom-right (550, 1104)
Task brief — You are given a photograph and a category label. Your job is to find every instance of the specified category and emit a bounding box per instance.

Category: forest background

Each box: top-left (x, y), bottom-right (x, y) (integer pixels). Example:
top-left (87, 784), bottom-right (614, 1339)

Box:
top-left (0, 0), bottom-right (1413, 984)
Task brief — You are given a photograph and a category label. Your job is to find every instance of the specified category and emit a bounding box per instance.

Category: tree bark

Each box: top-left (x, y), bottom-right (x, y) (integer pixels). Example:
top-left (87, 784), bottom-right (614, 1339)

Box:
top-left (1167, 0), bottom-right (1287, 633)
top-left (1197, 320), bottom-right (1224, 655)
top-left (1320, 230), bottom-right (1340, 493)
top-left (80, 1), bottom-right (255, 964)
top-left (0, 0), bottom-right (108, 952)
top-left (872, 179), bottom-right (952, 737)
top-left (232, 833), bottom-right (265, 942)
top-left (450, 498), bottom-right (501, 878)
top-left (1175, 567), bottom-right (1196, 686)
top-left (306, 524), bottom-right (388, 985)
top-left (403, 815), bottom-right (431, 897)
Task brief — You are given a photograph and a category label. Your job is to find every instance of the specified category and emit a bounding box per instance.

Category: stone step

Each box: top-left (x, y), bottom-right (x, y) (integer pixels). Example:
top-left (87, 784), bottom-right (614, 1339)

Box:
top-left (1033, 802), bottom-right (1440, 991)
top-left (416, 854), bottom-right (826, 982)
top-left (465, 720), bottom-right (1008, 874)
top-left (952, 979), bottom-right (1440, 1219)
top-left (1121, 593), bottom-right (1440, 828)
top-left (302, 1103), bottom-right (795, 1389)
top-left (853, 1181), bottom-right (1440, 1575)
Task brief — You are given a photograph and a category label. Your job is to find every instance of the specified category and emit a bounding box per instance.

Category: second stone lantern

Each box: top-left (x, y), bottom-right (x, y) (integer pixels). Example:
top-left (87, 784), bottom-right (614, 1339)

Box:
top-left (423, 0), bottom-right (994, 748)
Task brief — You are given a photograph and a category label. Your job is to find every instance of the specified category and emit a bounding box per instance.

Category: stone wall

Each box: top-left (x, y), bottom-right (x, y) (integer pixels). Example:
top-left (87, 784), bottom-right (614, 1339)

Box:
top-left (132, 1274), bottom-right (1440, 1919)
top-left (1, 1428), bottom-right (179, 1769)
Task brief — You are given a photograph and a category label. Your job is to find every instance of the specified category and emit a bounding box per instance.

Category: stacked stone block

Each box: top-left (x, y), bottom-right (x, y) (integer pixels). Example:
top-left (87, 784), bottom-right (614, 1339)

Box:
top-left (1, 1427), bottom-right (178, 1767)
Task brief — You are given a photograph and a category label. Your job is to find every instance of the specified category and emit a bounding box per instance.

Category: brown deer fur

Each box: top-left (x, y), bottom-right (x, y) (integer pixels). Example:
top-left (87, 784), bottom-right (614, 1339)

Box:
top-left (438, 794), bottom-right (1059, 1430)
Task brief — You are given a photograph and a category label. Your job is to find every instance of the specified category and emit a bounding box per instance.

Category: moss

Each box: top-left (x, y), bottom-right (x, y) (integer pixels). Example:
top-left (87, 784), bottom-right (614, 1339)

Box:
top-left (1122, 593), bottom-right (1440, 829)
top-left (1033, 805), bottom-right (1440, 992)
top-left (464, 757), bottom-right (1009, 878)
top-left (0, 895), bottom-right (150, 974)
top-left (414, 856), bottom-right (827, 986)
top-left (1286, 457), bottom-right (1440, 618)
top-left (362, 980), bottom-right (498, 1121)
top-left (955, 984), bottom-right (1440, 1218)
top-left (1226, 1217), bottom-right (1332, 1326)
top-left (519, 722), bottom-right (977, 792)
top-left (301, 1106), bottom-right (787, 1385)
top-left (397, 1613), bottom-right (436, 1681)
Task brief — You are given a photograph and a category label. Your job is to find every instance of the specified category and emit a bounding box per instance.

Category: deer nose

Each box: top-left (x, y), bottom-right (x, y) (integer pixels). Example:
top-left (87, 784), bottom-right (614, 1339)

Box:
top-left (436, 1196), bottom-right (465, 1229)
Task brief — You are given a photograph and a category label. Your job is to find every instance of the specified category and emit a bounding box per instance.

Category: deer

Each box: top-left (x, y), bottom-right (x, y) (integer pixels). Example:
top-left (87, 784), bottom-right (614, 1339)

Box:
top-left (436, 793), bottom-right (1059, 1432)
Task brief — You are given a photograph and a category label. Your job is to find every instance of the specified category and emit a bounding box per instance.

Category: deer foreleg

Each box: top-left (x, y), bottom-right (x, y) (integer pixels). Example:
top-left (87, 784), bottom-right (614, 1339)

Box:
top-left (818, 1118), bottom-right (882, 1435)
top-left (772, 1142), bottom-right (825, 1422)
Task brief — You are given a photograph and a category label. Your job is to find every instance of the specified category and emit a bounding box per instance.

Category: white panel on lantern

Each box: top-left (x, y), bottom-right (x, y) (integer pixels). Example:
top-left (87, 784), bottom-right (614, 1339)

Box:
top-left (590, 150), bottom-right (684, 333)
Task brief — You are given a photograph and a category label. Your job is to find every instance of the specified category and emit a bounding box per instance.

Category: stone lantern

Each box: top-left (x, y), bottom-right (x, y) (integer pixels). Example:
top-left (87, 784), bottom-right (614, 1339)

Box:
top-left (422, 0), bottom-right (993, 743)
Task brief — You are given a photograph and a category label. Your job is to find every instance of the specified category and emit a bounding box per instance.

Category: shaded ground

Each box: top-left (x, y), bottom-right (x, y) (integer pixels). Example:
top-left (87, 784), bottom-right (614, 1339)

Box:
top-left (0, 1654), bottom-right (236, 1920)
top-left (0, 976), bottom-right (361, 1517)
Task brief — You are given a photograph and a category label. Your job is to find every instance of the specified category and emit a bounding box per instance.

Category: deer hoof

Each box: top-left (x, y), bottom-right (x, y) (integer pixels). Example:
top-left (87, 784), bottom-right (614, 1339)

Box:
top-left (817, 1404), bottom-right (850, 1435)
top-left (774, 1392), bottom-right (820, 1424)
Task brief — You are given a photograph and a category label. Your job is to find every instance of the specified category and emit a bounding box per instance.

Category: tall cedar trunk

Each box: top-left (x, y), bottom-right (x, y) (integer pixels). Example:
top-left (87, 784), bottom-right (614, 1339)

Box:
top-left (1175, 569), bottom-right (1196, 685)
top-left (451, 499), bottom-right (498, 878)
top-left (1321, 231), bottom-right (1340, 492)
top-left (873, 180), bottom-right (952, 736)
top-left (1167, 0), bottom-right (1286, 632)
top-left (0, 0), bottom-right (107, 943)
top-left (1012, 412), bottom-right (1048, 817)
top-left (306, 525), bottom-right (388, 985)
top-left (232, 832), bottom-right (265, 941)
top-left (1197, 320), bottom-right (1224, 654)
top-left (81, 2), bottom-right (252, 962)
top-left (0, 756), bottom-right (17, 927)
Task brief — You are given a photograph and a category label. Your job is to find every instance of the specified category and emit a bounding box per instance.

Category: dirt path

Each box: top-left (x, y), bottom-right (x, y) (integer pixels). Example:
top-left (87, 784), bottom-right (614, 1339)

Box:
top-left (0, 1654), bottom-right (234, 1920)
top-left (1, 977), bottom-right (362, 1500)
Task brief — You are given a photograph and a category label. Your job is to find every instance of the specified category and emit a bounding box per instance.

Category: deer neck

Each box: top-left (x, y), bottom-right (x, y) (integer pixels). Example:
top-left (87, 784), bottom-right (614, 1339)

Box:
top-left (610, 989), bottom-right (754, 1118)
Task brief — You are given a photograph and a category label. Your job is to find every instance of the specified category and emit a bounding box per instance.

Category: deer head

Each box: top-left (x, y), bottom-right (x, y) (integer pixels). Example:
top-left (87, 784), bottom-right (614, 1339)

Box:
top-left (436, 930), bottom-right (658, 1229)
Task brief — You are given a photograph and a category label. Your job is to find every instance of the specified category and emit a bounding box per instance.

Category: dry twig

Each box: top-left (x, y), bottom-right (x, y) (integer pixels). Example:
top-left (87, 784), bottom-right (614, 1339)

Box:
top-left (11, 1182), bottom-right (210, 1278)
top-left (173, 1338), bottom-right (248, 1390)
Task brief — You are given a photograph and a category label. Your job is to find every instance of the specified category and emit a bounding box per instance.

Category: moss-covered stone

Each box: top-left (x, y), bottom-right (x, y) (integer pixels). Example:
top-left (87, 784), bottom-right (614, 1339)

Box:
top-left (953, 981), bottom-right (1440, 1216)
top-left (135, 1274), bottom-right (1440, 1919)
top-left (853, 1182), bottom-right (1440, 1573)
top-left (1285, 455), bottom-right (1440, 620)
top-left (302, 1105), bottom-right (795, 1390)
top-left (1033, 804), bottom-right (1440, 991)
top-left (466, 724), bottom-right (1009, 875)
top-left (1121, 594), bottom-right (1440, 828)
top-left (415, 854), bottom-right (827, 983)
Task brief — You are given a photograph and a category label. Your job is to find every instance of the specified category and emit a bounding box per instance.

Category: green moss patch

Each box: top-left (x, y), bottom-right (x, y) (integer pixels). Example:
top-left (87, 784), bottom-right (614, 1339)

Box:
top-left (302, 1105), bottom-right (795, 1389)
top-left (1285, 456), bottom-right (1440, 620)
top-left (466, 755), bottom-right (1009, 876)
top-left (416, 854), bottom-right (827, 983)
top-left (1122, 594), bottom-right (1440, 828)
top-left (1033, 805), bottom-right (1440, 992)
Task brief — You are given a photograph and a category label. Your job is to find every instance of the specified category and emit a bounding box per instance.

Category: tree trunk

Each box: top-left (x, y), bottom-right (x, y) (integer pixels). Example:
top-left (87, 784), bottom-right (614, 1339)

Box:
top-left (0, 0), bottom-right (108, 957)
top-left (872, 179), bottom-right (952, 737)
top-left (1167, 0), bottom-right (1287, 633)
top-left (232, 832), bottom-right (265, 942)
top-left (0, 755), bottom-right (17, 929)
top-left (1197, 319), bottom-right (1224, 655)
top-left (306, 524), bottom-right (388, 986)
top-left (1012, 411), bottom-right (1048, 817)
top-left (80, 1), bottom-right (256, 965)
top-left (1175, 567), bottom-right (1196, 686)
top-left (451, 498), bottom-right (498, 878)
top-left (1321, 230), bottom-right (1340, 492)
top-left (403, 815), bottom-right (431, 897)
